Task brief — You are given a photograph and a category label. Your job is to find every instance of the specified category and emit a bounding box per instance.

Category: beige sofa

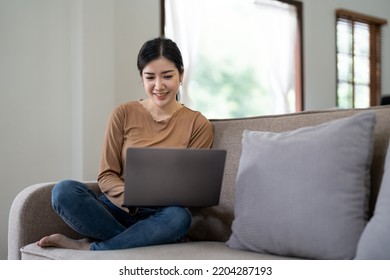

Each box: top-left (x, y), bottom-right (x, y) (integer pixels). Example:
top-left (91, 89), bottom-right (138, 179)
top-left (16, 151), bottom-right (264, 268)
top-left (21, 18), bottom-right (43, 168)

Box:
top-left (8, 106), bottom-right (390, 260)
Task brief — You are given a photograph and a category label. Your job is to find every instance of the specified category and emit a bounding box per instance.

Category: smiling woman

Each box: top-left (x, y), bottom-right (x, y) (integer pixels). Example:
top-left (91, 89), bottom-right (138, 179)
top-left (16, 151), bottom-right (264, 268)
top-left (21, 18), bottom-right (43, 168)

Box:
top-left (137, 37), bottom-right (185, 121)
top-left (140, 57), bottom-right (184, 121)
top-left (36, 37), bottom-right (214, 252)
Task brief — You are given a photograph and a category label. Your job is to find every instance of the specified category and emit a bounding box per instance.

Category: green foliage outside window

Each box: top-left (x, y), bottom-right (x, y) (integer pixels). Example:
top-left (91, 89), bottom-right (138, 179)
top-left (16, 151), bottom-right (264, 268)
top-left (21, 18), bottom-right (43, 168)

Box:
top-left (188, 53), bottom-right (271, 119)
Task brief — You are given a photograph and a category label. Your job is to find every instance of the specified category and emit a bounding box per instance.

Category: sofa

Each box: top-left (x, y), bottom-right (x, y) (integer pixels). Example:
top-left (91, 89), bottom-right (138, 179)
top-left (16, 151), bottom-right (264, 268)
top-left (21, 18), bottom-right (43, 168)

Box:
top-left (8, 105), bottom-right (390, 260)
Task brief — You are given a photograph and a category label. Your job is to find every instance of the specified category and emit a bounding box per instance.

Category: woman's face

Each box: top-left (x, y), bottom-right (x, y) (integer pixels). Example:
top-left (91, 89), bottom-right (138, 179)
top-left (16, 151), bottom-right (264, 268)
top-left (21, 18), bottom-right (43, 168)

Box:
top-left (141, 56), bottom-right (183, 108)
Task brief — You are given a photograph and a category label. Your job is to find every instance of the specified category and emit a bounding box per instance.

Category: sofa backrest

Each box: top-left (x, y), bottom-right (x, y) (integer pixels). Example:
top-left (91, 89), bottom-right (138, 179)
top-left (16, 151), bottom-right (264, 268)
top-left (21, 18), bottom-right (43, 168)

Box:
top-left (188, 106), bottom-right (390, 242)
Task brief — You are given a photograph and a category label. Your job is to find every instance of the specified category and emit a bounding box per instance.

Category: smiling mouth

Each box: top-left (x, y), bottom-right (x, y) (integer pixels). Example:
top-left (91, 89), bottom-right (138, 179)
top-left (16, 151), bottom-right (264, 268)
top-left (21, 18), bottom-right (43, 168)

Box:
top-left (154, 92), bottom-right (168, 97)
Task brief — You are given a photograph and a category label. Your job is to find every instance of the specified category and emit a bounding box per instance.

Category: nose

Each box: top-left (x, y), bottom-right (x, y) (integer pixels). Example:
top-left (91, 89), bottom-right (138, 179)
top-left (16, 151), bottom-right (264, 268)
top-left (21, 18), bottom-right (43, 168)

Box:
top-left (154, 78), bottom-right (165, 91)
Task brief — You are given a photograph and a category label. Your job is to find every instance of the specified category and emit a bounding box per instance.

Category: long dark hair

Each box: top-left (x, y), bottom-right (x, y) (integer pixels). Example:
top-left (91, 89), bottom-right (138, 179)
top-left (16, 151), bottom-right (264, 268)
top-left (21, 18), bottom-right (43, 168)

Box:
top-left (137, 37), bottom-right (184, 76)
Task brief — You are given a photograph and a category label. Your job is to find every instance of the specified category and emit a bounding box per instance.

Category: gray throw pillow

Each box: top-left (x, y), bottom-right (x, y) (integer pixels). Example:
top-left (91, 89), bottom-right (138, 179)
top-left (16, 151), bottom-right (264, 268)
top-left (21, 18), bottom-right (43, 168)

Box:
top-left (355, 140), bottom-right (390, 260)
top-left (227, 111), bottom-right (376, 259)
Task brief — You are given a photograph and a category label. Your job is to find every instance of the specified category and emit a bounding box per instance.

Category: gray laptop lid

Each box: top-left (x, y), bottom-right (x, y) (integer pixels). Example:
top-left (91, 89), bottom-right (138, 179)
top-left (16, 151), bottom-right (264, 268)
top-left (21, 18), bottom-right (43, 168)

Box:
top-left (123, 148), bottom-right (226, 208)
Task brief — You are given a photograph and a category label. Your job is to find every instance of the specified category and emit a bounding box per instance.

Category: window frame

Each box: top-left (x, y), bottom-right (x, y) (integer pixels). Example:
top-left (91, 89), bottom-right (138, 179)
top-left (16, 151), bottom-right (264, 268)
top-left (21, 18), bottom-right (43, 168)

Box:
top-left (160, 0), bottom-right (304, 112)
top-left (336, 9), bottom-right (387, 108)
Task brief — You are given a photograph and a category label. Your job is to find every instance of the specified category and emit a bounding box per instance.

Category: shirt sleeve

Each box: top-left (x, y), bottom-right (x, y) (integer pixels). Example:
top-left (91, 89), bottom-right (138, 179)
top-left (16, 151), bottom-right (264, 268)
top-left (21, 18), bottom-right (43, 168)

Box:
top-left (97, 105), bottom-right (126, 197)
top-left (188, 113), bottom-right (214, 149)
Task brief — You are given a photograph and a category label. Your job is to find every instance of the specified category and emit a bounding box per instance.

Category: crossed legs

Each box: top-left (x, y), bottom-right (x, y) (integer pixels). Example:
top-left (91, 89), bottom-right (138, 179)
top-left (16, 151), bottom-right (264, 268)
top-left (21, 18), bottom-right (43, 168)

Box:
top-left (37, 180), bottom-right (191, 250)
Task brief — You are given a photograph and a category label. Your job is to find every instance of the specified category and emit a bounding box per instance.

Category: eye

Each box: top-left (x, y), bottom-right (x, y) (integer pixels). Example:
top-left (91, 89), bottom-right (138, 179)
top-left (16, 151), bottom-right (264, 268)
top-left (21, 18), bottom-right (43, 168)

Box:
top-left (145, 76), bottom-right (154, 80)
top-left (164, 75), bottom-right (173, 79)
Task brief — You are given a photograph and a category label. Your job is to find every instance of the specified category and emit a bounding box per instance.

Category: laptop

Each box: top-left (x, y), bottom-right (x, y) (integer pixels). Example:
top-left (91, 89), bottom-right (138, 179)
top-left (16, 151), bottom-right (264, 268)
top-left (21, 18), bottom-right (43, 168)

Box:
top-left (122, 147), bottom-right (227, 208)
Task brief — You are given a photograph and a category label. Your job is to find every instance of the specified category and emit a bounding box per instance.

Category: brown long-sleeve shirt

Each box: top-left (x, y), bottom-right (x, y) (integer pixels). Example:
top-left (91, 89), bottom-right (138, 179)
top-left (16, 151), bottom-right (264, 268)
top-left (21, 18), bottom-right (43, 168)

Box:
top-left (97, 101), bottom-right (214, 210)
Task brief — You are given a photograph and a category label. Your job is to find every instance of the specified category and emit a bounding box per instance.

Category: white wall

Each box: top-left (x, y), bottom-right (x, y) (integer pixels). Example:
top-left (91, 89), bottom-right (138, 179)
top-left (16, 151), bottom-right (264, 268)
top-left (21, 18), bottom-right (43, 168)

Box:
top-left (0, 0), bottom-right (389, 259)
top-left (0, 0), bottom-right (159, 259)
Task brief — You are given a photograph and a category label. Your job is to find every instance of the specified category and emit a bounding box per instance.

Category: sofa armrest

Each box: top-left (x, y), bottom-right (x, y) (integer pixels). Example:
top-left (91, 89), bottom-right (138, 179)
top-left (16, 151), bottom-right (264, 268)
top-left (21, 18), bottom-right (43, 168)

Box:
top-left (8, 181), bottom-right (99, 260)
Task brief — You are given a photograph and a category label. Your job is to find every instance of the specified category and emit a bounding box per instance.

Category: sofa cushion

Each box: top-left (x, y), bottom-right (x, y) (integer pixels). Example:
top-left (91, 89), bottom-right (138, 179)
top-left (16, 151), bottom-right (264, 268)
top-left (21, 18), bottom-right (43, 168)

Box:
top-left (227, 111), bottom-right (376, 259)
top-left (355, 140), bottom-right (390, 260)
top-left (20, 241), bottom-right (299, 260)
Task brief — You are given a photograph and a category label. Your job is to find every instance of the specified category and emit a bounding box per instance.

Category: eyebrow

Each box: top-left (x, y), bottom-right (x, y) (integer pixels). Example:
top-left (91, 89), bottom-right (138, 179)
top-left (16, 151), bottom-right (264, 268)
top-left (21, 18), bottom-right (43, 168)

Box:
top-left (143, 70), bottom-right (175, 75)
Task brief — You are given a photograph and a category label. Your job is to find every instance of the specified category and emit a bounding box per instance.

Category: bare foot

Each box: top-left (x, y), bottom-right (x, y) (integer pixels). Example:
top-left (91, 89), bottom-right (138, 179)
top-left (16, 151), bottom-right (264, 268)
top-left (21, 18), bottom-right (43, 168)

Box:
top-left (37, 234), bottom-right (91, 250)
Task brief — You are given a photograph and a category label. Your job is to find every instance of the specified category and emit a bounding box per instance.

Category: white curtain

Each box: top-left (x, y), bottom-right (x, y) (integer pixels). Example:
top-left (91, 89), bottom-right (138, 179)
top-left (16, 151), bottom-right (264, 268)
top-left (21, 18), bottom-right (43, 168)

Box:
top-left (165, 0), bottom-right (297, 114)
top-left (254, 0), bottom-right (297, 114)
top-left (164, 0), bottom-right (204, 105)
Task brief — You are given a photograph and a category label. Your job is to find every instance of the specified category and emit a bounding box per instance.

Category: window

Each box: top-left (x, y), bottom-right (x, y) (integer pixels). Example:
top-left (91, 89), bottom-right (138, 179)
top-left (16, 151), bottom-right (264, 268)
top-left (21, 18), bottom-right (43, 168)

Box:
top-left (336, 9), bottom-right (387, 109)
top-left (162, 0), bottom-right (303, 119)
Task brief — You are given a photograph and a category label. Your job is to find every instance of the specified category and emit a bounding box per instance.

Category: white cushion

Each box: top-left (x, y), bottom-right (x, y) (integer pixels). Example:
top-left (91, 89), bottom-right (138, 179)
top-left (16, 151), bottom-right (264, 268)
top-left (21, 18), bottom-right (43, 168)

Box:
top-left (227, 112), bottom-right (376, 259)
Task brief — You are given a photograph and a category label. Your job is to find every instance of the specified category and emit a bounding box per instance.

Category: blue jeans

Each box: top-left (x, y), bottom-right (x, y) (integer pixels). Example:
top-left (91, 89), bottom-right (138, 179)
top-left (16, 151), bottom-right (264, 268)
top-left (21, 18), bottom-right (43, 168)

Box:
top-left (51, 180), bottom-right (192, 250)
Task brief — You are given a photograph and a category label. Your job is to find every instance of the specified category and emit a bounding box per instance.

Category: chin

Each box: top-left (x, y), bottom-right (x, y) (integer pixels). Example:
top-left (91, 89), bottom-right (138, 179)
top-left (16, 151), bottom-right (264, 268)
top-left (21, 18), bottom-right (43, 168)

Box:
top-left (153, 94), bottom-right (174, 104)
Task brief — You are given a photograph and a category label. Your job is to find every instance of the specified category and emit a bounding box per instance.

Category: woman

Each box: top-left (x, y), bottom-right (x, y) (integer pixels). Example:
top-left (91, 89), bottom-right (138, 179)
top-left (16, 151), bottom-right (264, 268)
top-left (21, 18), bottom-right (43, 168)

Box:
top-left (37, 37), bottom-right (214, 250)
